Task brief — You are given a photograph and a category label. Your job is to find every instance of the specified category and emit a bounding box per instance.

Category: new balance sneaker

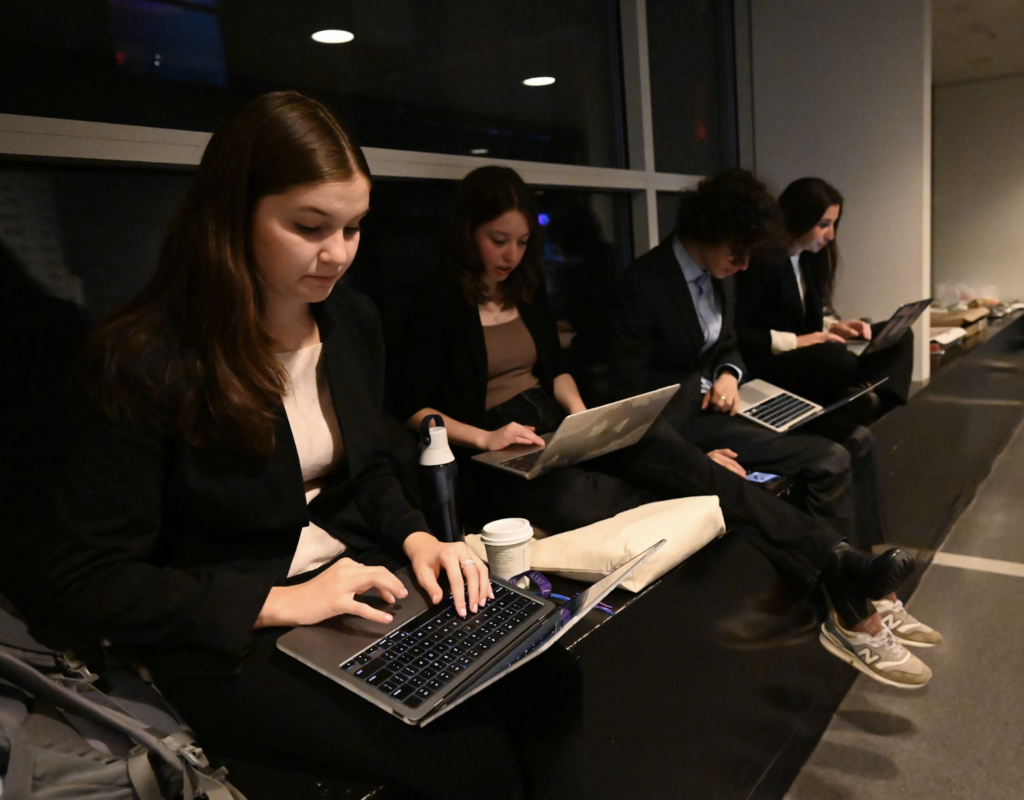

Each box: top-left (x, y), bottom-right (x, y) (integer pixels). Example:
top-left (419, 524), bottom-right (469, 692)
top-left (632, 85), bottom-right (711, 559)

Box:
top-left (872, 597), bottom-right (943, 648)
top-left (819, 613), bottom-right (932, 689)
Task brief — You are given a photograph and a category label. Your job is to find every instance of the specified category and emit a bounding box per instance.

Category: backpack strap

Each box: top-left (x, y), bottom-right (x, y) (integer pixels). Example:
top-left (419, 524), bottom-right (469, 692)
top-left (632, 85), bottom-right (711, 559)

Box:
top-left (4, 737), bottom-right (34, 800)
top-left (0, 647), bottom-right (244, 797)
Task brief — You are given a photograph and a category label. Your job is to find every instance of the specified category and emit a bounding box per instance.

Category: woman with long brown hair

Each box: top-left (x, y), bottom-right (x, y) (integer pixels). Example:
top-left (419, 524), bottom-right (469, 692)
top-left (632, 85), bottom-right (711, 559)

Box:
top-left (26, 92), bottom-right (563, 798)
top-left (735, 177), bottom-right (914, 411)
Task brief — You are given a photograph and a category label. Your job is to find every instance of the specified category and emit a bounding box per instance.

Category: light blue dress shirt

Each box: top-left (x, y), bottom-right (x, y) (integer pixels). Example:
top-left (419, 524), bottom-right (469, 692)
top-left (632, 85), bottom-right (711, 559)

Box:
top-left (672, 238), bottom-right (744, 395)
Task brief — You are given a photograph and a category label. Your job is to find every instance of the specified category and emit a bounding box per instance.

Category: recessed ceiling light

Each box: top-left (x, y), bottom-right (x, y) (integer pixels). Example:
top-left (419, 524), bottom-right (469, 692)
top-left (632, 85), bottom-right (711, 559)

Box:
top-left (470, 148), bottom-right (489, 155)
top-left (522, 76), bottom-right (555, 87)
top-left (312, 29), bottom-right (354, 44)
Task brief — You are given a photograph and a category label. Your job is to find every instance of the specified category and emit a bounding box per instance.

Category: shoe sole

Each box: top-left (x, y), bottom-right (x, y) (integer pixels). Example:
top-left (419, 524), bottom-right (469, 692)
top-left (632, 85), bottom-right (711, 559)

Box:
top-left (890, 632), bottom-right (939, 649)
top-left (818, 627), bottom-right (929, 689)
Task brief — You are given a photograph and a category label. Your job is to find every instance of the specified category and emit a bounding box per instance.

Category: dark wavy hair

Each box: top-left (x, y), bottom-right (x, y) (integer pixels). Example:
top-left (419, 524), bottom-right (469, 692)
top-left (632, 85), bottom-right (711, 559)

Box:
top-left (79, 91), bottom-right (371, 456)
top-left (674, 168), bottom-right (784, 260)
top-left (442, 166), bottom-right (541, 309)
top-left (778, 177), bottom-right (844, 307)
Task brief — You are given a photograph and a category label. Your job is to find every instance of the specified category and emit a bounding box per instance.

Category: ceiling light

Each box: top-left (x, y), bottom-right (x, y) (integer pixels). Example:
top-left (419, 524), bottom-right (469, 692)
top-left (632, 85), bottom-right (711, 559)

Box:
top-left (470, 148), bottom-right (489, 155)
top-left (312, 30), bottom-right (354, 44)
top-left (522, 76), bottom-right (555, 87)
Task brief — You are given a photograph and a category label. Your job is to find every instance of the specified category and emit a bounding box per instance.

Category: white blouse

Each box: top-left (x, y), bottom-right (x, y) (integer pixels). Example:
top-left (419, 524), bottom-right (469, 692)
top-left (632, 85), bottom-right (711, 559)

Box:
top-left (277, 342), bottom-right (347, 577)
top-left (769, 255), bottom-right (808, 354)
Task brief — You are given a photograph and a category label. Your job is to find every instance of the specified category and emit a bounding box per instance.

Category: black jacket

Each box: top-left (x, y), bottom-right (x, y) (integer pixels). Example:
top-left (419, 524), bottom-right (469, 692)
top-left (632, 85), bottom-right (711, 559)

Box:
top-left (396, 276), bottom-right (566, 433)
top-left (608, 240), bottom-right (745, 432)
top-left (37, 285), bottom-right (426, 670)
top-left (735, 252), bottom-right (826, 369)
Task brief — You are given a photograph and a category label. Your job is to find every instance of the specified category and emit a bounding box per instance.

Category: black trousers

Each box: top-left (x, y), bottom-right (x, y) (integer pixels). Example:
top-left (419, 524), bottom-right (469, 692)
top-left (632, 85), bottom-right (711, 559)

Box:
top-left (660, 393), bottom-right (879, 547)
top-left (599, 418), bottom-right (842, 590)
top-left (751, 326), bottom-right (915, 407)
top-left (151, 627), bottom-right (584, 800)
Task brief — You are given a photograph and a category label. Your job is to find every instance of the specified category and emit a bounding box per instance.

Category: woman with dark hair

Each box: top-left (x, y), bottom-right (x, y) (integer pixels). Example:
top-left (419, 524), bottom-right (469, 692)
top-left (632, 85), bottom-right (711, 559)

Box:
top-left (398, 165), bottom-right (658, 531)
top-left (24, 92), bottom-right (570, 799)
top-left (735, 177), bottom-right (914, 410)
top-left (400, 166), bottom-right (939, 686)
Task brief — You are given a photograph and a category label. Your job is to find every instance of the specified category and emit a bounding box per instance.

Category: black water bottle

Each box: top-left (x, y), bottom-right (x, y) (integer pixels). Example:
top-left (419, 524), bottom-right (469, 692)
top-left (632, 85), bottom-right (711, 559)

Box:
top-left (418, 415), bottom-right (464, 543)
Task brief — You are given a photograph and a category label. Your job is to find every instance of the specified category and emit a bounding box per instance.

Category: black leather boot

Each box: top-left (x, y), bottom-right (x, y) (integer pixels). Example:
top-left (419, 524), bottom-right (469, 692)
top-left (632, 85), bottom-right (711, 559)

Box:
top-left (827, 541), bottom-right (916, 600)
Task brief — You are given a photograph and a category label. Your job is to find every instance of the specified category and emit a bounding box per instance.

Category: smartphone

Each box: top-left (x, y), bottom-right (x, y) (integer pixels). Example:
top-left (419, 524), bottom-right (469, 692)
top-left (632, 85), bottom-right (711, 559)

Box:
top-left (746, 471), bottom-right (781, 483)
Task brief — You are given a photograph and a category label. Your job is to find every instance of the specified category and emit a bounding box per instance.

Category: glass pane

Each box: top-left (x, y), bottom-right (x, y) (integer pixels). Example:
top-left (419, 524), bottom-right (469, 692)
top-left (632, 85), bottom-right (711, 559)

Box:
top-left (656, 190), bottom-right (682, 242)
top-left (646, 0), bottom-right (737, 174)
top-left (0, 0), bottom-right (625, 167)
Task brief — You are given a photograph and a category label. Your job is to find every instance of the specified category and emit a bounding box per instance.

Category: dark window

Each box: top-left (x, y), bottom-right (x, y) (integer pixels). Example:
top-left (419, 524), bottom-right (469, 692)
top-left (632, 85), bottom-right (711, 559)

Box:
top-left (0, 0), bottom-right (626, 167)
top-left (646, 0), bottom-right (737, 174)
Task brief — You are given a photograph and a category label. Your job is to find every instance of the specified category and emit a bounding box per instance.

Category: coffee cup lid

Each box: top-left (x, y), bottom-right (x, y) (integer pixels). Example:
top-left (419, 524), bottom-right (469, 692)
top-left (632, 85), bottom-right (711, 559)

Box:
top-left (480, 517), bottom-right (533, 544)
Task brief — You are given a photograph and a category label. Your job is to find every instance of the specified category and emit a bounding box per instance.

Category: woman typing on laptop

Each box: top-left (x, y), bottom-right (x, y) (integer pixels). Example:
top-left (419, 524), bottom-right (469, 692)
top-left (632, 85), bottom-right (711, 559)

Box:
top-left (398, 165), bottom-right (662, 533)
top-left (23, 92), bottom-right (575, 799)
top-left (735, 177), bottom-right (914, 414)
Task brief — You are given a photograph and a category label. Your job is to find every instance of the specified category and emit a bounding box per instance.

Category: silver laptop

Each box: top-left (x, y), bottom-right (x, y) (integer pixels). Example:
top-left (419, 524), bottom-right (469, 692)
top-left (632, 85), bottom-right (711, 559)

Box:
top-left (738, 378), bottom-right (887, 433)
top-left (846, 298), bottom-right (932, 356)
top-left (471, 384), bottom-right (680, 480)
top-left (277, 541), bottom-right (665, 727)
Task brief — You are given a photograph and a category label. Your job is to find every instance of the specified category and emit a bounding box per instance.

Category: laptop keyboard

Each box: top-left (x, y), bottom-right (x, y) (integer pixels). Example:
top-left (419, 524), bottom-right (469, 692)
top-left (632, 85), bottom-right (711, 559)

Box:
top-left (340, 583), bottom-right (543, 710)
top-left (745, 392), bottom-right (816, 428)
top-left (500, 450), bottom-right (544, 473)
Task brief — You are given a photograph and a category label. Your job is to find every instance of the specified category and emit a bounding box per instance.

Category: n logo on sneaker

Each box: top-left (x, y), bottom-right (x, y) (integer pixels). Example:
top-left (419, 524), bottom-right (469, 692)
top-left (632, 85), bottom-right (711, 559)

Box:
top-left (882, 613), bottom-right (902, 630)
top-left (857, 648), bottom-right (880, 665)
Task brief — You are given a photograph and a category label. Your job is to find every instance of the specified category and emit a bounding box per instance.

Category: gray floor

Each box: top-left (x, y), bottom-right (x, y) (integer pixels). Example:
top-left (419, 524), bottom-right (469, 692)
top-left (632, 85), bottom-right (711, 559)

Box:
top-left (785, 419), bottom-right (1024, 800)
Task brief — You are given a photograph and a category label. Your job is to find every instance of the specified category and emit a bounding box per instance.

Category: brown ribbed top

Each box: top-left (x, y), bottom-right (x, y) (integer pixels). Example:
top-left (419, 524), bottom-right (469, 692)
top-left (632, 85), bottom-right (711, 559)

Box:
top-left (483, 316), bottom-right (540, 410)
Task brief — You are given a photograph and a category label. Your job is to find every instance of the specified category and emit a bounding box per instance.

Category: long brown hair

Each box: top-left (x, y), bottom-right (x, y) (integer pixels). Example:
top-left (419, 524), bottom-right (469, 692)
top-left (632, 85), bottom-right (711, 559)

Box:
top-left (442, 166), bottom-right (542, 309)
top-left (80, 91), bottom-right (371, 456)
top-left (778, 177), bottom-right (844, 307)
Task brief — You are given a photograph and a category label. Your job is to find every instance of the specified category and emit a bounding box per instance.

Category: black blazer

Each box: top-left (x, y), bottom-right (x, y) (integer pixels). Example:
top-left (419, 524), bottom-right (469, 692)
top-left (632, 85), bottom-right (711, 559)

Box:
top-left (396, 276), bottom-right (566, 434)
top-left (37, 285), bottom-right (427, 670)
top-left (608, 240), bottom-right (745, 431)
top-left (735, 252), bottom-right (826, 368)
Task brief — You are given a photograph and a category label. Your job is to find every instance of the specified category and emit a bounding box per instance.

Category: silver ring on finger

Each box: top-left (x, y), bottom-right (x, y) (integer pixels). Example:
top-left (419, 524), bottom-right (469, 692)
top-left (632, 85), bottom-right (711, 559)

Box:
top-left (460, 557), bottom-right (475, 568)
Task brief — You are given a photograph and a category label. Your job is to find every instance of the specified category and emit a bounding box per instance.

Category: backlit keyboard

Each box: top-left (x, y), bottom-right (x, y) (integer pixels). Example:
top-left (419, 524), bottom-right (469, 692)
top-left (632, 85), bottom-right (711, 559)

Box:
top-left (340, 584), bottom-right (543, 709)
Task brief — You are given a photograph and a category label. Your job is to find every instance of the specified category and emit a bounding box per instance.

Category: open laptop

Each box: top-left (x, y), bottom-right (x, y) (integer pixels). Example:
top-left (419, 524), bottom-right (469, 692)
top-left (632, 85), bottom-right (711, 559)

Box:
top-left (277, 541), bottom-right (665, 727)
top-left (738, 378), bottom-right (887, 434)
top-left (472, 384), bottom-right (680, 480)
top-left (846, 298), bottom-right (932, 357)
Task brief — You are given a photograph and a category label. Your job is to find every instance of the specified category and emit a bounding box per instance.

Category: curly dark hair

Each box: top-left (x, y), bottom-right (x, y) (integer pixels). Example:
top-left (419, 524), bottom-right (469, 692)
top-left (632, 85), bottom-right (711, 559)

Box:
top-left (442, 166), bottom-right (542, 309)
top-left (779, 177), bottom-right (844, 306)
top-left (674, 168), bottom-right (784, 261)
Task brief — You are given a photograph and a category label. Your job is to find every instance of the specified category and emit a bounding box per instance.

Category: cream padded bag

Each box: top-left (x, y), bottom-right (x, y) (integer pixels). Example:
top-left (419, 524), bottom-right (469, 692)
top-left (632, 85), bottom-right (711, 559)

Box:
top-left (467, 496), bottom-right (726, 593)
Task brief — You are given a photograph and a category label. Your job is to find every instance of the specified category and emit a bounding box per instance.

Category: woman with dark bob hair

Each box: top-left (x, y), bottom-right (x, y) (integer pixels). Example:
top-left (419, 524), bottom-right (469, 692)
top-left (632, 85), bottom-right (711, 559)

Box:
top-left (22, 92), bottom-right (575, 799)
top-left (735, 177), bottom-right (914, 411)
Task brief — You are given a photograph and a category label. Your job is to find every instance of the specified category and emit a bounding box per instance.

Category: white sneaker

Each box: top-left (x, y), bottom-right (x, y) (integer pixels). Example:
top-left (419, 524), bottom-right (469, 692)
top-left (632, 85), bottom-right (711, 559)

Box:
top-left (872, 597), bottom-right (943, 648)
top-left (819, 612), bottom-right (932, 689)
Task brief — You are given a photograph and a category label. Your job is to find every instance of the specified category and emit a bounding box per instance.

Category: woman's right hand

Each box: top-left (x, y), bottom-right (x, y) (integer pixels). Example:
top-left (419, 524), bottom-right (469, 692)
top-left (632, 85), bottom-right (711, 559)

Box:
top-left (796, 331), bottom-right (845, 348)
top-left (706, 448), bottom-right (747, 478)
top-left (255, 558), bottom-right (409, 629)
top-left (482, 422), bottom-right (546, 451)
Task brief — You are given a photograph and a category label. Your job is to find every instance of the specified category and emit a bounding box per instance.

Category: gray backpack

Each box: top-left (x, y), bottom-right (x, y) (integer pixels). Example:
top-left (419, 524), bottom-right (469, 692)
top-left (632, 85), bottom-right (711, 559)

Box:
top-left (0, 600), bottom-right (246, 800)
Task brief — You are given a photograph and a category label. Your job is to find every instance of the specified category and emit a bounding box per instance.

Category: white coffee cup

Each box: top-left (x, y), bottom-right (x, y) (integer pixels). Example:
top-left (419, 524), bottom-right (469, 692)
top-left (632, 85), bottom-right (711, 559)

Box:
top-left (480, 518), bottom-right (533, 581)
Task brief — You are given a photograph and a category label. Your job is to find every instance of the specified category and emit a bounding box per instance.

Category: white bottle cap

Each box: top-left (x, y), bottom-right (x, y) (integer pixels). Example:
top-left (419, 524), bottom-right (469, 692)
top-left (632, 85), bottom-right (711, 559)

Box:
top-left (420, 425), bottom-right (455, 466)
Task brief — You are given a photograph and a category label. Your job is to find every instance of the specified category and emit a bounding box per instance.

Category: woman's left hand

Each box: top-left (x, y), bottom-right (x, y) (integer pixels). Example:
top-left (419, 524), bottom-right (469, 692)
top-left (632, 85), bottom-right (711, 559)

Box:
top-left (403, 531), bottom-right (492, 617)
